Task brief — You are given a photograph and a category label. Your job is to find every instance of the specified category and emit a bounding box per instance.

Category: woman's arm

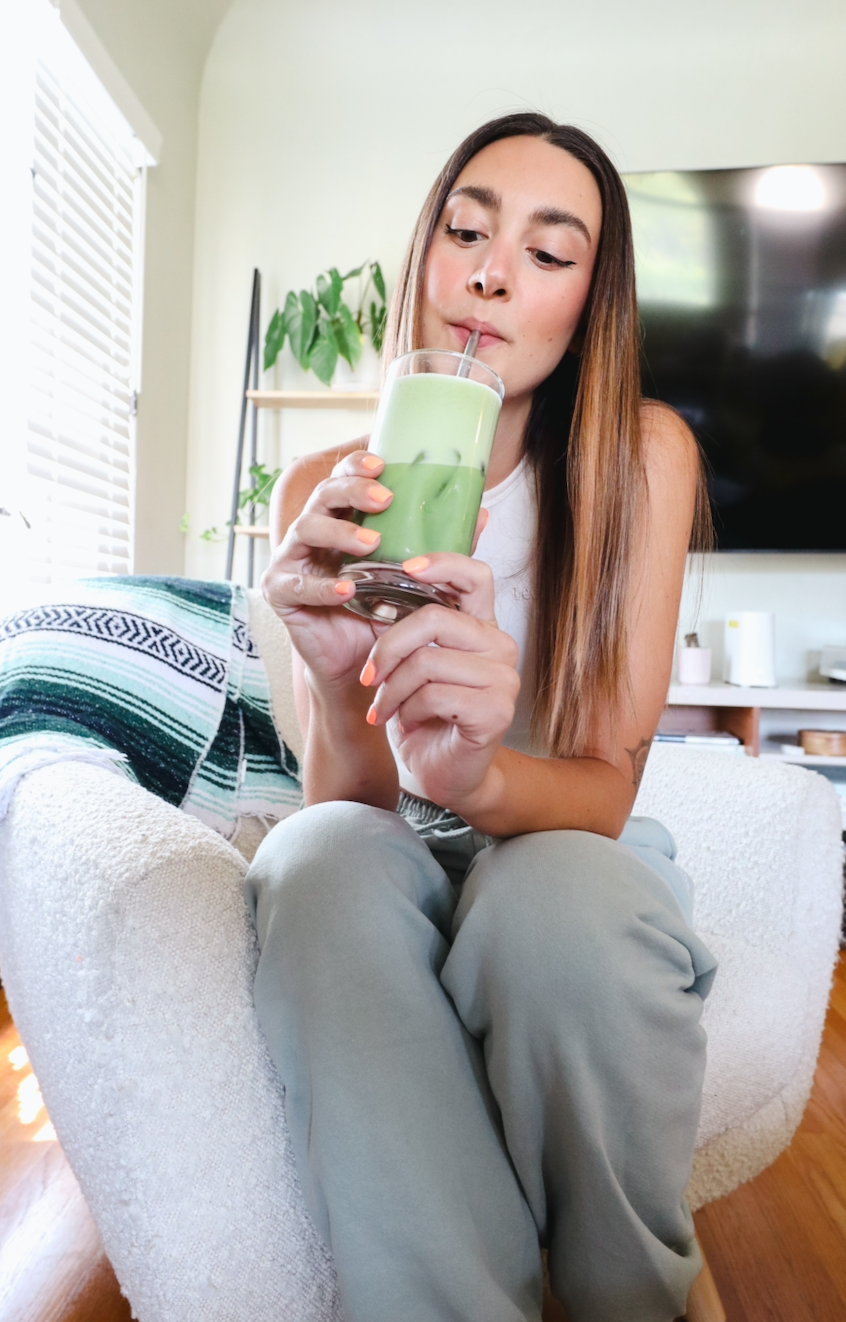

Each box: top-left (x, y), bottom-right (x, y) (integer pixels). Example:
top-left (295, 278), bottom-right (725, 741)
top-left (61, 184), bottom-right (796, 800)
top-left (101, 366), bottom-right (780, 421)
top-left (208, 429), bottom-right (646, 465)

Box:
top-left (362, 403), bottom-right (699, 839)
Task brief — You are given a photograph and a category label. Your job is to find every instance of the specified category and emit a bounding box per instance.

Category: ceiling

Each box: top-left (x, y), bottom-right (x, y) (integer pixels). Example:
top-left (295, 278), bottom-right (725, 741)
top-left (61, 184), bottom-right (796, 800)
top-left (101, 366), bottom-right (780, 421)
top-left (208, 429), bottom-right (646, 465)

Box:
top-left (74, 0), bottom-right (234, 105)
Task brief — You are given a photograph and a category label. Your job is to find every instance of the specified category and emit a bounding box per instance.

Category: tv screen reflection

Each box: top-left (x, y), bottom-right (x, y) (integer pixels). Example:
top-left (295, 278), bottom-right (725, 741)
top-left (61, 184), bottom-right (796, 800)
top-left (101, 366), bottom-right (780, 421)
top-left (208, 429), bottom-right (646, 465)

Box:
top-left (624, 163), bottom-right (846, 550)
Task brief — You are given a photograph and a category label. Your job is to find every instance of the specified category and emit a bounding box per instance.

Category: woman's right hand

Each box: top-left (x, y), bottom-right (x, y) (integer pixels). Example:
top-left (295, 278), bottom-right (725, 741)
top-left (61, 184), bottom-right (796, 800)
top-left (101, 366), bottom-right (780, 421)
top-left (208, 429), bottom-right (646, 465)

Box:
top-left (260, 449), bottom-right (394, 691)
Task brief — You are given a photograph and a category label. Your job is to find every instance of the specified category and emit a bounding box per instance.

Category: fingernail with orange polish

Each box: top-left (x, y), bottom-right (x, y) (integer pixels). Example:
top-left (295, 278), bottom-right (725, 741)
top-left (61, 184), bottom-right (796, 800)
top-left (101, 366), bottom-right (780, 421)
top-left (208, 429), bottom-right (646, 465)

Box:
top-left (402, 556), bottom-right (430, 573)
top-left (362, 454), bottom-right (382, 471)
top-left (366, 703), bottom-right (378, 725)
top-left (356, 526), bottom-right (380, 545)
top-left (367, 484), bottom-right (391, 504)
top-left (360, 659), bottom-right (376, 686)
top-left (334, 580), bottom-right (353, 595)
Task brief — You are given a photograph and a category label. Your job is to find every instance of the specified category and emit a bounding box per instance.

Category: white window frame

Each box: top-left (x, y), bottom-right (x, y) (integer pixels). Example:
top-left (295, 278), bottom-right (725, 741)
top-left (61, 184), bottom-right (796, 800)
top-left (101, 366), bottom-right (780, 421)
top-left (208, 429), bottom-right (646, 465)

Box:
top-left (0, 0), bottom-right (158, 613)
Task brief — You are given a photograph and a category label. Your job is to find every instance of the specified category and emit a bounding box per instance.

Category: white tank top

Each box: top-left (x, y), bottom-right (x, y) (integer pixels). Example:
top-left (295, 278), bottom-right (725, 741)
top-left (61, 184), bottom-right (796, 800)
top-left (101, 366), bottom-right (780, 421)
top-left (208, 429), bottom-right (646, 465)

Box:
top-left (389, 457), bottom-right (537, 798)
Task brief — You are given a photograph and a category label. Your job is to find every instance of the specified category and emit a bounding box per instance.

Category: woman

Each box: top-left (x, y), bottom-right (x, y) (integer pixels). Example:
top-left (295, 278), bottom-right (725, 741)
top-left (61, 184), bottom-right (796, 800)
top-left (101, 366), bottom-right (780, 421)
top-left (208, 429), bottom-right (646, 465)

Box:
top-left (246, 113), bottom-right (717, 1322)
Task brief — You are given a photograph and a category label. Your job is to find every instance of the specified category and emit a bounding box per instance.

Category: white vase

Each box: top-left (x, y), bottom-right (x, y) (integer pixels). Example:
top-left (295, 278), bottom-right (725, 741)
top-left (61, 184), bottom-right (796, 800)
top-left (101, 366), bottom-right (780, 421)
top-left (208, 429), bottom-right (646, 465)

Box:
top-left (330, 341), bottom-right (381, 391)
top-left (678, 647), bottom-right (712, 685)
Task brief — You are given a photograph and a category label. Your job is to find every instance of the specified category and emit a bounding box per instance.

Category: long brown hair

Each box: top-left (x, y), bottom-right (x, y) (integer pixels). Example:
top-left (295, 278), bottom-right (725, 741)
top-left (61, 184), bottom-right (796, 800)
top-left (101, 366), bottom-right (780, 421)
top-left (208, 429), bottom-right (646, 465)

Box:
top-left (383, 114), bottom-right (709, 758)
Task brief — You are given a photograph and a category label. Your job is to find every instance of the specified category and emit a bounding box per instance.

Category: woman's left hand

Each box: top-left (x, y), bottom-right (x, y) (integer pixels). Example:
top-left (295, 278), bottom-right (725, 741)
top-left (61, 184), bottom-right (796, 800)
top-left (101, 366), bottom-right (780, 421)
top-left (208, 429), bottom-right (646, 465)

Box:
top-left (359, 553), bottom-right (520, 812)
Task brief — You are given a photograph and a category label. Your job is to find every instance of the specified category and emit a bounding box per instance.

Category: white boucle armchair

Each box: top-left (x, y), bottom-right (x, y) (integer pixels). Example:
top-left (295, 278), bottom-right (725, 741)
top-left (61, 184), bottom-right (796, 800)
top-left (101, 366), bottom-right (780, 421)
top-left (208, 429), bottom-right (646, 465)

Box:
top-left (0, 594), bottom-right (842, 1322)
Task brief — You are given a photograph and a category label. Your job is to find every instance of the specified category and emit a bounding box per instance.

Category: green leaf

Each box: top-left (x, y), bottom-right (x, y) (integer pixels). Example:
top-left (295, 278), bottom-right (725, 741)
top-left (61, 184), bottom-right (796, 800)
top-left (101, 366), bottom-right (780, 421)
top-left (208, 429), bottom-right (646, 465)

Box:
top-left (251, 462), bottom-right (282, 505)
top-left (199, 525), bottom-right (227, 543)
top-left (309, 321), bottom-right (339, 385)
top-left (237, 463), bottom-right (282, 510)
top-left (341, 263), bottom-right (364, 281)
top-left (334, 303), bottom-right (363, 368)
top-left (285, 298), bottom-right (304, 365)
top-left (316, 273), bottom-right (331, 314)
top-left (263, 307), bottom-right (288, 370)
top-left (289, 290), bottom-right (318, 367)
top-left (316, 269), bottom-right (343, 316)
top-left (369, 300), bottom-right (387, 353)
top-left (371, 261), bottom-right (386, 303)
top-left (284, 288), bottom-right (299, 323)
top-left (179, 513), bottom-right (189, 534)
top-left (330, 268), bottom-right (344, 313)
top-left (301, 290), bottom-right (319, 353)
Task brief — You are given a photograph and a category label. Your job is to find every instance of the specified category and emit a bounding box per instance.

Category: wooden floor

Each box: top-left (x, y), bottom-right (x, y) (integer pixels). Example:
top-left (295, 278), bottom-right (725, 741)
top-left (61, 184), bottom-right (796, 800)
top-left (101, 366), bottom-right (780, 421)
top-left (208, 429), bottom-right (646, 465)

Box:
top-left (695, 951), bottom-right (846, 1320)
top-left (0, 990), bottom-right (130, 1322)
top-left (1, 958), bottom-right (845, 1320)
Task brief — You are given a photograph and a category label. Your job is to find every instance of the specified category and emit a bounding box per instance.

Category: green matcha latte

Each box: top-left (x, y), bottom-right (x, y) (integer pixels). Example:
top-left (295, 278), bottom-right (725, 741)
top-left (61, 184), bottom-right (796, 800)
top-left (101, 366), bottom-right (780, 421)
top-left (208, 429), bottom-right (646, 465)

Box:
top-left (356, 367), bottom-right (503, 564)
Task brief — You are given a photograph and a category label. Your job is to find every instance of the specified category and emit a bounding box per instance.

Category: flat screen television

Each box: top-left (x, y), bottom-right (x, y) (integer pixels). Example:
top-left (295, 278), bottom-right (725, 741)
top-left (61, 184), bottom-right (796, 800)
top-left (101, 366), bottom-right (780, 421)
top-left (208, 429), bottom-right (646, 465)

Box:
top-left (623, 163), bottom-right (846, 550)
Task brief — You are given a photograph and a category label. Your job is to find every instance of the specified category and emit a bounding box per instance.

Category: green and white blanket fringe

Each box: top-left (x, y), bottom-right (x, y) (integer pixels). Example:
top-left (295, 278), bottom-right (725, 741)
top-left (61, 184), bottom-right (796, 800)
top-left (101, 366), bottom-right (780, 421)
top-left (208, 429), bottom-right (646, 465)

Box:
top-left (0, 576), bottom-right (302, 837)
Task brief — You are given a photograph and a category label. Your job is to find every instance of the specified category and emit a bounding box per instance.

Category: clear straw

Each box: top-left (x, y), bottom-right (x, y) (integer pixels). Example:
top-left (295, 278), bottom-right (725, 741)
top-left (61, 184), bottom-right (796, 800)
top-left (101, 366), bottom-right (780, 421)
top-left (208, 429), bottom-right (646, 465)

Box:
top-left (457, 329), bottom-right (481, 377)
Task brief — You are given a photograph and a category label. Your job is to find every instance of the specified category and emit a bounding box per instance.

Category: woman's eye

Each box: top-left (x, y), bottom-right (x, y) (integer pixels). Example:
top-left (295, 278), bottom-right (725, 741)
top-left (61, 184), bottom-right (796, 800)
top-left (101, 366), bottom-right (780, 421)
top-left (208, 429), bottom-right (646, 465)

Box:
top-left (532, 249), bottom-right (575, 269)
top-left (445, 224), bottom-right (482, 245)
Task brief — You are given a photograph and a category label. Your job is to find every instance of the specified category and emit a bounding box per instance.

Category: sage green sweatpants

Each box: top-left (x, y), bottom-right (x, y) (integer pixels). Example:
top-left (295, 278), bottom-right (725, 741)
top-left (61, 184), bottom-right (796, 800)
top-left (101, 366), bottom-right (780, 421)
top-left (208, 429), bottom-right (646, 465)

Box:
top-left (244, 802), bottom-right (717, 1322)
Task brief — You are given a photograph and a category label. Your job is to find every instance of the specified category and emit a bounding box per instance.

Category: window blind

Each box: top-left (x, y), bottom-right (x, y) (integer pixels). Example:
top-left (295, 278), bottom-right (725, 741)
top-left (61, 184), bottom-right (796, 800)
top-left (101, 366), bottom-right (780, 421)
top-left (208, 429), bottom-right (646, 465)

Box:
top-left (25, 23), bottom-right (143, 584)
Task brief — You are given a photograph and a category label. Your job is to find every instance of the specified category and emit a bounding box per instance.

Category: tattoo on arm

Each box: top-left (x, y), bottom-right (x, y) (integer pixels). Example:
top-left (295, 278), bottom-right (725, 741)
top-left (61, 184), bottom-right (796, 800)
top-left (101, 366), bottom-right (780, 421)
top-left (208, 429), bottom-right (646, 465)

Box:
top-left (625, 736), bottom-right (652, 791)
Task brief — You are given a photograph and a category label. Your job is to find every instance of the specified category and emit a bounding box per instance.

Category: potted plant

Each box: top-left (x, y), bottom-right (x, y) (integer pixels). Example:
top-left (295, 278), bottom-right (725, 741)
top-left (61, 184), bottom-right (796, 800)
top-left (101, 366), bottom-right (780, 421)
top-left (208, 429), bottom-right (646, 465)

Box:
top-left (193, 462), bottom-right (282, 543)
top-left (263, 261), bottom-right (387, 385)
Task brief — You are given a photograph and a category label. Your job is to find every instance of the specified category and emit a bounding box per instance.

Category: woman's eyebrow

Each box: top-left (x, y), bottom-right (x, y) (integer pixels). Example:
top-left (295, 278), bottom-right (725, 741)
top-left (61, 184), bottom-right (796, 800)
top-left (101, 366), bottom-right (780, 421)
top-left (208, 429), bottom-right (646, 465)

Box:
top-left (446, 189), bottom-right (592, 245)
top-left (530, 206), bottom-right (592, 244)
top-left (448, 188), bottom-right (592, 245)
top-left (447, 184), bottom-right (501, 210)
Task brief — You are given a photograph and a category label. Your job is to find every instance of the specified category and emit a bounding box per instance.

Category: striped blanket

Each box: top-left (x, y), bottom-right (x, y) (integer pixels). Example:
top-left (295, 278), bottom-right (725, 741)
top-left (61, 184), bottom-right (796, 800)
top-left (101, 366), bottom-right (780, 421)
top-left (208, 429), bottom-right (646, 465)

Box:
top-left (0, 576), bottom-right (301, 837)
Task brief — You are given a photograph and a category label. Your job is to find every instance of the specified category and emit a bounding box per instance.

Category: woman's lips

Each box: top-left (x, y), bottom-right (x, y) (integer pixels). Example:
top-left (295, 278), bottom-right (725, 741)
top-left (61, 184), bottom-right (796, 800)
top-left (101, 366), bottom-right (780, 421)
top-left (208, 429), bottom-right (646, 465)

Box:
top-left (450, 322), bottom-right (505, 351)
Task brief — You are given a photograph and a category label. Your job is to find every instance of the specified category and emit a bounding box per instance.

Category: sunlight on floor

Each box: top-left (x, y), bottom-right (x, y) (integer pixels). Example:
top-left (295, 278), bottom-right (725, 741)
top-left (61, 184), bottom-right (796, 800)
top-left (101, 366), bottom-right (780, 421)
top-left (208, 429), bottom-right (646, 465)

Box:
top-left (17, 1072), bottom-right (45, 1124)
top-left (7, 1043), bottom-right (56, 1141)
top-left (9, 1045), bottom-right (28, 1071)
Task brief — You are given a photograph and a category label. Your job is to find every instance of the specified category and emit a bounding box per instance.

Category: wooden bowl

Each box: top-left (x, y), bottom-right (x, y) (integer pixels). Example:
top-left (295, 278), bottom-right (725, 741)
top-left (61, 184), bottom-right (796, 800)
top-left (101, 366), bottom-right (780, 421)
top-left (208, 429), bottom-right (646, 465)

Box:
top-left (798, 729), bottom-right (846, 756)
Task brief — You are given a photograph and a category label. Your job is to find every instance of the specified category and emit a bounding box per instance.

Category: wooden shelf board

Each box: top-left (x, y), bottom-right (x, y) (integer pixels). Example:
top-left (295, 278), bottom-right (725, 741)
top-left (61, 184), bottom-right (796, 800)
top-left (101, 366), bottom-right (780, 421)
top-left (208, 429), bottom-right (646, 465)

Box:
top-left (659, 701), bottom-right (761, 754)
top-left (246, 389), bottom-right (379, 410)
top-left (667, 682), bottom-right (846, 711)
top-left (233, 525), bottom-right (270, 538)
top-left (760, 751), bottom-right (846, 768)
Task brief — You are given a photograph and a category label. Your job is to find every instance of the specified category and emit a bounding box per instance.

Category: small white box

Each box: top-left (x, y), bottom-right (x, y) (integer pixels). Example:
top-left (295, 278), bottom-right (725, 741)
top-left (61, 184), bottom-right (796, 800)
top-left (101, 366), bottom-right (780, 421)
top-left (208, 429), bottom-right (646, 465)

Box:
top-left (724, 612), bottom-right (776, 688)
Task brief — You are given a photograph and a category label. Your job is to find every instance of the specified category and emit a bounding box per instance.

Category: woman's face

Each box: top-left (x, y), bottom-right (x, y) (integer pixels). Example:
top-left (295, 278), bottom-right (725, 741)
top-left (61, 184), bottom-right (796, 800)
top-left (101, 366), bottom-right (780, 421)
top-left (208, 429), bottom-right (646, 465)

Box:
top-left (421, 136), bottom-right (602, 402)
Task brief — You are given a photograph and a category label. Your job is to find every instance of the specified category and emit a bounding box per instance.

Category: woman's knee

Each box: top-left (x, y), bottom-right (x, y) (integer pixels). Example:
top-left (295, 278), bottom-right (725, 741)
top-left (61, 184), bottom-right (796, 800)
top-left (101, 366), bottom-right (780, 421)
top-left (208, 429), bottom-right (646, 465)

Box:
top-left (244, 800), bottom-right (452, 949)
top-left (458, 830), bottom-right (632, 942)
top-left (450, 829), bottom-right (700, 1006)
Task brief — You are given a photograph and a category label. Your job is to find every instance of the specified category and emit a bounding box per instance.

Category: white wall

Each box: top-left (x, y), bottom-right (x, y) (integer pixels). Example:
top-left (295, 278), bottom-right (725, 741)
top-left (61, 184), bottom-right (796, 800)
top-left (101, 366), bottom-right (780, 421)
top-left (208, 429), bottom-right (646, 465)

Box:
top-left (74, 0), bottom-right (229, 575)
top-left (680, 555), bottom-right (846, 683)
top-left (187, 0), bottom-right (846, 677)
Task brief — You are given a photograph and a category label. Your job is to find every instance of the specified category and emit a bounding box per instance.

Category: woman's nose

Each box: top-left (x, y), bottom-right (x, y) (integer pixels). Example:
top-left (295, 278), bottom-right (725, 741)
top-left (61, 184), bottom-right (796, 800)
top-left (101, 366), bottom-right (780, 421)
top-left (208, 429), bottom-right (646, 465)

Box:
top-left (469, 273), bottom-right (507, 298)
top-left (467, 250), bottom-right (511, 299)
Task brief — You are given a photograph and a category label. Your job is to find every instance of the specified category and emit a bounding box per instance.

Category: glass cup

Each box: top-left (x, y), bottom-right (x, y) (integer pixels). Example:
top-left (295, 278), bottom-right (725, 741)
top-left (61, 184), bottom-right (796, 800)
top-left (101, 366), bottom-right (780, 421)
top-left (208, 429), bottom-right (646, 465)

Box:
top-left (339, 348), bottom-right (504, 621)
